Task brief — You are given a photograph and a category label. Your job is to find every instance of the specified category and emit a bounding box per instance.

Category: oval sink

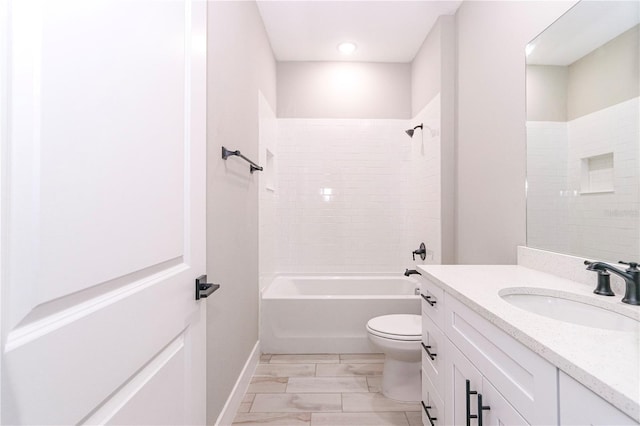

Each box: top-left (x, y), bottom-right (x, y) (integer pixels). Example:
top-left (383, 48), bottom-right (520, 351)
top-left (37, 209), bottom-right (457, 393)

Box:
top-left (500, 291), bottom-right (639, 332)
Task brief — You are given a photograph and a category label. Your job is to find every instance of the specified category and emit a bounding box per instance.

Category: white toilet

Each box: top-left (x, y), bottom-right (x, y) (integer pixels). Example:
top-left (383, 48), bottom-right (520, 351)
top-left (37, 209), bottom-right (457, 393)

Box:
top-left (366, 314), bottom-right (422, 402)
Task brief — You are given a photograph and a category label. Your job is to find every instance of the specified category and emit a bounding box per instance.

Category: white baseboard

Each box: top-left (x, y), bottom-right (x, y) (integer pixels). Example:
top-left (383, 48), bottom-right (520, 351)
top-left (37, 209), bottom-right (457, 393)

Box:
top-left (215, 340), bottom-right (260, 426)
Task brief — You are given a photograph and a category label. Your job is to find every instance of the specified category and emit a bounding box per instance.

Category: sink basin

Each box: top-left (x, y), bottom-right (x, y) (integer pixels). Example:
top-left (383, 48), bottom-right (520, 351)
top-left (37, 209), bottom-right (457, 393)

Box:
top-left (500, 292), bottom-right (640, 332)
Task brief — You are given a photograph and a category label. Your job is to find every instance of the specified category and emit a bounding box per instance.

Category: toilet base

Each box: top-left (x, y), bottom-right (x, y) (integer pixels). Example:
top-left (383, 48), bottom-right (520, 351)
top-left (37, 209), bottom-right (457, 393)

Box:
top-left (380, 358), bottom-right (421, 402)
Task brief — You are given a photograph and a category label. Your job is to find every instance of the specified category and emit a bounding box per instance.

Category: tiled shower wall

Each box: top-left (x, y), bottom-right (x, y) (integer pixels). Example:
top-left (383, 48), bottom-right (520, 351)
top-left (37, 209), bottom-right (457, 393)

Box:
top-left (272, 96), bottom-right (442, 274)
top-left (527, 97), bottom-right (639, 262)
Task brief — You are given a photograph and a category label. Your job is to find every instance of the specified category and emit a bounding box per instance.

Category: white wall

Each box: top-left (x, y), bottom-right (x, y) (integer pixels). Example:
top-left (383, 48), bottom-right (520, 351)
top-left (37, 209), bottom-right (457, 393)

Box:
top-left (526, 121), bottom-right (570, 254)
top-left (275, 119), bottom-right (416, 273)
top-left (411, 15), bottom-right (456, 264)
top-left (455, 0), bottom-right (576, 264)
top-left (259, 92), bottom-right (278, 290)
top-left (277, 62), bottom-right (411, 119)
top-left (206, 2), bottom-right (276, 423)
top-left (566, 98), bottom-right (639, 262)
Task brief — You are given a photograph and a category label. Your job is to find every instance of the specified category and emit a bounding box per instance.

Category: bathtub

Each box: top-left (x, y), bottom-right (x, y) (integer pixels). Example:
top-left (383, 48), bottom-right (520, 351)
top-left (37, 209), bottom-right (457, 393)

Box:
top-left (260, 275), bottom-right (421, 354)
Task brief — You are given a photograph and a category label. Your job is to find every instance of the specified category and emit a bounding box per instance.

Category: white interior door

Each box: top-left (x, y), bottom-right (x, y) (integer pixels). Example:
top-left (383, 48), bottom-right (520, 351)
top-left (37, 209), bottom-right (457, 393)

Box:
top-left (1, 0), bottom-right (207, 424)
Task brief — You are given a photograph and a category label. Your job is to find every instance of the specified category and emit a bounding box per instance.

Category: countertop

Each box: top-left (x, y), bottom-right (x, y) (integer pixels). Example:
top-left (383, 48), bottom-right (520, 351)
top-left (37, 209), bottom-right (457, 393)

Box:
top-left (416, 264), bottom-right (640, 422)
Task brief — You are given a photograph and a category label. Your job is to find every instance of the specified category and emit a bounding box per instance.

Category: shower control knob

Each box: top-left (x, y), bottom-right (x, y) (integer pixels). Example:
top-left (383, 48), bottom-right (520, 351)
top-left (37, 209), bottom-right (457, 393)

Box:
top-left (412, 243), bottom-right (427, 261)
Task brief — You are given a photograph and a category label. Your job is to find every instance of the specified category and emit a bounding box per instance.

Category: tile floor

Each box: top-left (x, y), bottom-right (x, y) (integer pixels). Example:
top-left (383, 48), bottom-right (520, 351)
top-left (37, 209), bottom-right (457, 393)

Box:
top-left (231, 354), bottom-right (422, 426)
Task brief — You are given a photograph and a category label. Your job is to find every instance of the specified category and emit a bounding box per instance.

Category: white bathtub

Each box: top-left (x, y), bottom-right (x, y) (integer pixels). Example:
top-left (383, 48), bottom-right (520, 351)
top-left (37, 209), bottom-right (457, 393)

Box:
top-left (260, 275), bottom-right (421, 354)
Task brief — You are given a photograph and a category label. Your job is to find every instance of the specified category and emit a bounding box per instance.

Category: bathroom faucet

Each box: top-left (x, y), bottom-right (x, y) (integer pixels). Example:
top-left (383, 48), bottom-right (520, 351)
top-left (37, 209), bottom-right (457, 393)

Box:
top-left (584, 260), bottom-right (640, 305)
top-left (404, 269), bottom-right (421, 277)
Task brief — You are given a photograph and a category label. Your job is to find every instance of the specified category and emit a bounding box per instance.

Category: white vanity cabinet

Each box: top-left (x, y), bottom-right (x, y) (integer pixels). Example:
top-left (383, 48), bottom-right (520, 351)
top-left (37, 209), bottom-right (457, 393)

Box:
top-left (559, 372), bottom-right (638, 425)
top-left (420, 276), bottom-right (557, 426)
top-left (447, 341), bottom-right (528, 426)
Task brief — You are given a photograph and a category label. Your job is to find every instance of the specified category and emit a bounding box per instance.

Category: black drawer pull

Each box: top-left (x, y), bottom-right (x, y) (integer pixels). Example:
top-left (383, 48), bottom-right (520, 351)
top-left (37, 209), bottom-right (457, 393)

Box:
top-left (421, 400), bottom-right (437, 426)
top-left (421, 342), bottom-right (437, 360)
top-left (477, 393), bottom-right (491, 426)
top-left (421, 293), bottom-right (437, 306)
top-left (466, 379), bottom-right (490, 426)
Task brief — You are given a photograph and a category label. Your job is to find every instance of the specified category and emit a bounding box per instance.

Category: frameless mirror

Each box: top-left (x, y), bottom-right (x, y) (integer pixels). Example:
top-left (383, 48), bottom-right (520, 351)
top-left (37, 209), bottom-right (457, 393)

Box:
top-left (526, 0), bottom-right (640, 263)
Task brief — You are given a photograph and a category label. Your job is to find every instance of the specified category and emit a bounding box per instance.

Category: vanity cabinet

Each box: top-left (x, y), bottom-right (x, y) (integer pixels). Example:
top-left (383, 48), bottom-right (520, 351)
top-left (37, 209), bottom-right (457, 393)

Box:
top-left (559, 372), bottom-right (638, 425)
top-left (420, 276), bottom-right (557, 425)
top-left (447, 341), bottom-right (527, 425)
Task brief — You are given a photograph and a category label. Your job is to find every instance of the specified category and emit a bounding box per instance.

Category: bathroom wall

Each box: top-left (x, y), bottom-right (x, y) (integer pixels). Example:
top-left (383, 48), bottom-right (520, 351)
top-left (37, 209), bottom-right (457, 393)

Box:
top-left (455, 0), bottom-right (577, 264)
top-left (526, 65), bottom-right (568, 122)
top-left (528, 98), bottom-right (640, 262)
top-left (567, 24), bottom-right (639, 120)
top-left (258, 92), bottom-right (278, 290)
top-left (206, 2), bottom-right (276, 423)
top-left (411, 15), bottom-right (456, 264)
top-left (566, 98), bottom-right (639, 261)
top-left (277, 62), bottom-right (411, 119)
top-left (275, 118), bottom-right (417, 273)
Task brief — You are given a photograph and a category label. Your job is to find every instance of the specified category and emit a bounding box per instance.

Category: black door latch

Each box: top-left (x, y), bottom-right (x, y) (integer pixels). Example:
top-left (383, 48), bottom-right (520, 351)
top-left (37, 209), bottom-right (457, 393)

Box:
top-left (195, 275), bottom-right (220, 300)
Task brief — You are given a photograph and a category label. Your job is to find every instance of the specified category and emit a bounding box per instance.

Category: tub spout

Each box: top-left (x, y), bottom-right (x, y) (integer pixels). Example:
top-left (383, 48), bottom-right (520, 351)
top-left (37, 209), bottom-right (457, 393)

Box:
top-left (404, 269), bottom-right (421, 277)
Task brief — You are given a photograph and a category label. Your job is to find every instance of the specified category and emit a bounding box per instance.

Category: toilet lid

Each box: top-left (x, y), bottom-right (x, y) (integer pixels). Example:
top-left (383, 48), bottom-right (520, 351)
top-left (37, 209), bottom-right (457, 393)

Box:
top-left (366, 314), bottom-right (421, 341)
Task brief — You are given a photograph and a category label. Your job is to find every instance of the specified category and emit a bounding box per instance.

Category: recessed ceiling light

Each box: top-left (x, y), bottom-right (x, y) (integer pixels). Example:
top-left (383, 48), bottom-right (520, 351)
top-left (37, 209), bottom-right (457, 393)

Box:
top-left (337, 42), bottom-right (357, 55)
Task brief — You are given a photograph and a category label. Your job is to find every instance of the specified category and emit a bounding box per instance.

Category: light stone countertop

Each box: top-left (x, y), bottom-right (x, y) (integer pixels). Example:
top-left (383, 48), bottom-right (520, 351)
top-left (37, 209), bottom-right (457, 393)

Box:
top-left (416, 264), bottom-right (640, 422)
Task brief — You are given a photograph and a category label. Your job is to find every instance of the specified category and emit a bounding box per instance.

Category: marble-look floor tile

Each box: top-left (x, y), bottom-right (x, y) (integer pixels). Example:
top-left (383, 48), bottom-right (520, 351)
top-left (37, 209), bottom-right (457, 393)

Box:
top-left (254, 364), bottom-right (316, 378)
top-left (270, 354), bottom-right (339, 364)
top-left (287, 377), bottom-right (368, 393)
top-left (233, 412), bottom-right (311, 426)
top-left (251, 393), bottom-right (342, 413)
top-left (237, 402), bottom-right (252, 413)
top-left (248, 377), bottom-right (288, 393)
top-left (339, 353), bottom-right (385, 364)
top-left (342, 393), bottom-right (421, 412)
top-left (405, 411), bottom-right (423, 426)
top-left (243, 393), bottom-right (256, 403)
top-left (311, 412), bottom-right (409, 426)
top-left (316, 363), bottom-right (383, 377)
top-left (367, 376), bottom-right (382, 393)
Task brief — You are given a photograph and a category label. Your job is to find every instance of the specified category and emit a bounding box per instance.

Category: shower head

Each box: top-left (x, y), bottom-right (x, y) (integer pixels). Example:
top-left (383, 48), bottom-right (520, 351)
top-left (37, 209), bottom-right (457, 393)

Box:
top-left (405, 124), bottom-right (423, 138)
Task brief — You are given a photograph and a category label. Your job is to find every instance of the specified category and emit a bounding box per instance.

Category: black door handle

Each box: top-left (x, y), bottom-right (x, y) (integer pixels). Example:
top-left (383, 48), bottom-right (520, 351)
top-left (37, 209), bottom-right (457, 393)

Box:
top-left (195, 275), bottom-right (220, 300)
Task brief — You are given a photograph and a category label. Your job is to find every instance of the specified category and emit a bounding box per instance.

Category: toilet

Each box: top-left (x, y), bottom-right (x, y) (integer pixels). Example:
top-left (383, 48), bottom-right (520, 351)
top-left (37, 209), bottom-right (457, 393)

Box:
top-left (366, 314), bottom-right (422, 402)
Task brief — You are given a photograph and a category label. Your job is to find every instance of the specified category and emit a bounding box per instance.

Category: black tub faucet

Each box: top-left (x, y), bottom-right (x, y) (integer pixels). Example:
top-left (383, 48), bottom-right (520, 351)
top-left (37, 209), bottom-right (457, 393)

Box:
top-left (585, 260), bottom-right (640, 305)
top-left (404, 269), bottom-right (421, 277)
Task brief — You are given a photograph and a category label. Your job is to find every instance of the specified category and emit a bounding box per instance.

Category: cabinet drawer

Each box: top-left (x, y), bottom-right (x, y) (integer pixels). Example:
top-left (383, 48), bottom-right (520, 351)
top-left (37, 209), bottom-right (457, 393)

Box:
top-left (421, 314), bottom-right (445, 399)
top-left (444, 294), bottom-right (557, 426)
top-left (420, 277), bottom-right (444, 329)
top-left (421, 368), bottom-right (444, 426)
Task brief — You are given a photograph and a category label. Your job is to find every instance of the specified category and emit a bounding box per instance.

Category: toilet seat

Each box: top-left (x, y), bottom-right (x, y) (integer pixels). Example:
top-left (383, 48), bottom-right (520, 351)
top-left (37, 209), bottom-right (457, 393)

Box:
top-left (366, 314), bottom-right (421, 341)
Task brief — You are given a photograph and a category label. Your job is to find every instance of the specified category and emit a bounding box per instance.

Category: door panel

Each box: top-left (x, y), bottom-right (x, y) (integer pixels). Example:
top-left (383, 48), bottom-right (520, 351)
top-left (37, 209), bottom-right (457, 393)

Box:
top-left (447, 341), bottom-right (483, 426)
top-left (1, 0), bottom-right (207, 424)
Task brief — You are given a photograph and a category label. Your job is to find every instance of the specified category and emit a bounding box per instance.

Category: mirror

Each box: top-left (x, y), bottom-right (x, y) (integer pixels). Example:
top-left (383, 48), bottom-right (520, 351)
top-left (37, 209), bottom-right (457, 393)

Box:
top-left (526, 0), bottom-right (640, 263)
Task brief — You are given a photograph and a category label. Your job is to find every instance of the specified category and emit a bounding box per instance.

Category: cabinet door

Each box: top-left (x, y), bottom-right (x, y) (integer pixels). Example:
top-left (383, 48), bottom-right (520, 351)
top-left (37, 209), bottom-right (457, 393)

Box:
top-left (482, 378), bottom-right (529, 426)
top-left (447, 341), bottom-right (530, 426)
top-left (446, 341), bottom-right (483, 426)
top-left (560, 372), bottom-right (638, 425)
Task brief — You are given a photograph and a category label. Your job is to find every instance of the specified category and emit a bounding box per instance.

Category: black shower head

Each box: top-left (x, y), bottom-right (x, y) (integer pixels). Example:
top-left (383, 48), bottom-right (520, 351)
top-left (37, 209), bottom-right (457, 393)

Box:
top-left (405, 124), bottom-right (423, 138)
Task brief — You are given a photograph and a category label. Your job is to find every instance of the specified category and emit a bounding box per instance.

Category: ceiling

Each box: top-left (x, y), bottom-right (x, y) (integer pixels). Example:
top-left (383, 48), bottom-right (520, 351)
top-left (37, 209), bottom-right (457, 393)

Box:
top-left (256, 1), bottom-right (463, 63)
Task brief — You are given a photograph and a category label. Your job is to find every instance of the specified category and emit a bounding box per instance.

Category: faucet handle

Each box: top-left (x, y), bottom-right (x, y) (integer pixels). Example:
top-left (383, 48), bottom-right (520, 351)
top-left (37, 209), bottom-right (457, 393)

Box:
top-left (619, 261), bottom-right (639, 270)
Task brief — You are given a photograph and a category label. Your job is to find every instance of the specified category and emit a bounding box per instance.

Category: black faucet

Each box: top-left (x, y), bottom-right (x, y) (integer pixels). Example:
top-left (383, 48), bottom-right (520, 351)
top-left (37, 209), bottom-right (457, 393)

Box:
top-left (585, 260), bottom-right (640, 305)
top-left (404, 269), bottom-right (421, 277)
